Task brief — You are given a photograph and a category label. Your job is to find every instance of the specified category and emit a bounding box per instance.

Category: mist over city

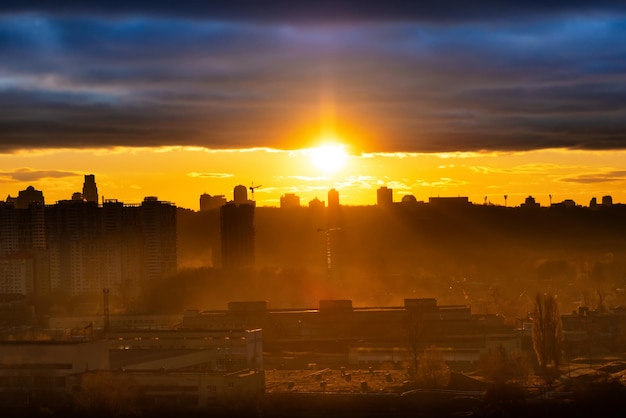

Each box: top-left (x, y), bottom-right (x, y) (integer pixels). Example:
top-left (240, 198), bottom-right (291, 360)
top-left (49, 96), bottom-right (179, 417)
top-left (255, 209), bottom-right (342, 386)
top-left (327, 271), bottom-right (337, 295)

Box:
top-left (2, 1), bottom-right (626, 417)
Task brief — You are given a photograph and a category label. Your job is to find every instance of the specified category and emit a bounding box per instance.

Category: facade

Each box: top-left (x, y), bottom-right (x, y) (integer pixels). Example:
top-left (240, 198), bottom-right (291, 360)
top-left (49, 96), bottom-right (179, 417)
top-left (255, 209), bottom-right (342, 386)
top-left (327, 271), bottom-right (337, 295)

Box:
top-left (46, 198), bottom-right (101, 296)
top-left (0, 338), bottom-right (263, 415)
top-left (140, 197), bottom-right (177, 282)
top-left (0, 189), bottom-right (46, 296)
top-left (220, 186), bottom-right (255, 269)
top-left (108, 328), bottom-right (263, 371)
top-left (0, 340), bottom-right (109, 402)
top-left (0, 186), bottom-right (177, 299)
top-left (182, 299), bottom-right (514, 368)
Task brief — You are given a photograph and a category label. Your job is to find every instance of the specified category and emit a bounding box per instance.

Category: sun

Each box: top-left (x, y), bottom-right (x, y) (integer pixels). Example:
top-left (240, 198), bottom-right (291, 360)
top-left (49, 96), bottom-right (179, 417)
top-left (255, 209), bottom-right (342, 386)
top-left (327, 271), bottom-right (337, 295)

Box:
top-left (309, 143), bottom-right (348, 174)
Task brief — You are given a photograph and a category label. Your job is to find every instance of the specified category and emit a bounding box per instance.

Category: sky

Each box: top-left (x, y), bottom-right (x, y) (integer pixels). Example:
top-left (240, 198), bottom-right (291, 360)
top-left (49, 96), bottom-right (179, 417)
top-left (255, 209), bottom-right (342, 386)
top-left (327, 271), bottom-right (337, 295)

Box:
top-left (1, 1), bottom-right (626, 209)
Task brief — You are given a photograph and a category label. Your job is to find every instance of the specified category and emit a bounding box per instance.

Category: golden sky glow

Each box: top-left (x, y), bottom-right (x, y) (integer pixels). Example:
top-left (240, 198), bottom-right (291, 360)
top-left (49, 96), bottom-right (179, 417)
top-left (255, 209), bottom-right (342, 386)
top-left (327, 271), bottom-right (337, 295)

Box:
top-left (1, 147), bottom-right (626, 210)
top-left (308, 143), bottom-right (348, 174)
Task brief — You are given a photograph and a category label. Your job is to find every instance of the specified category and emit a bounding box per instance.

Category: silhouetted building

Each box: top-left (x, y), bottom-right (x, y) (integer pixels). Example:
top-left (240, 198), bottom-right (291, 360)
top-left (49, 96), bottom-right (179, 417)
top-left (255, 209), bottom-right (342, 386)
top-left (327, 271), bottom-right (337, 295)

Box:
top-left (520, 195), bottom-right (540, 208)
top-left (327, 188), bottom-right (341, 227)
top-left (233, 184), bottom-right (249, 205)
top-left (401, 194), bottom-right (418, 204)
top-left (101, 199), bottom-right (144, 300)
top-left (140, 197), bottom-right (177, 282)
top-left (82, 174), bottom-right (99, 204)
top-left (552, 199), bottom-right (576, 208)
top-left (220, 187), bottom-right (255, 269)
top-left (14, 185), bottom-right (45, 209)
top-left (377, 186), bottom-right (393, 206)
top-left (46, 197), bottom-right (100, 296)
top-left (428, 196), bottom-right (470, 207)
top-left (328, 188), bottom-right (339, 209)
top-left (602, 195), bottom-right (613, 206)
top-left (183, 298), bottom-right (515, 367)
top-left (0, 191), bottom-right (47, 297)
top-left (44, 195), bottom-right (176, 298)
top-left (308, 197), bottom-right (325, 210)
top-left (200, 193), bottom-right (226, 211)
top-left (280, 193), bottom-right (300, 209)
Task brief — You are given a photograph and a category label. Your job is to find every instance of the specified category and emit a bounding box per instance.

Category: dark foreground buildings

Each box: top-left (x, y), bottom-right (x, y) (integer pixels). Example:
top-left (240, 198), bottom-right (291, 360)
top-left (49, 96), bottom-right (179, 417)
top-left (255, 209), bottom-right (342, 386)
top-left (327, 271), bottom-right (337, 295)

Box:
top-left (0, 180), bottom-right (177, 301)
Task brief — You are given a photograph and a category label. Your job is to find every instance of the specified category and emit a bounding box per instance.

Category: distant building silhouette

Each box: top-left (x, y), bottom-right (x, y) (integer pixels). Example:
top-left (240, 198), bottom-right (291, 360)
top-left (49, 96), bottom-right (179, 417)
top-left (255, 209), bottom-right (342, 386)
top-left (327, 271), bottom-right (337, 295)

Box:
top-left (521, 196), bottom-right (540, 208)
top-left (140, 197), bottom-right (178, 282)
top-left (602, 195), bottom-right (613, 206)
top-left (46, 197), bottom-right (101, 296)
top-left (43, 195), bottom-right (176, 298)
top-left (327, 188), bottom-right (341, 227)
top-left (377, 186), bottom-right (393, 207)
top-left (428, 196), bottom-right (470, 207)
top-left (233, 184), bottom-right (249, 205)
top-left (308, 197), bottom-right (325, 210)
top-left (220, 186), bottom-right (255, 269)
top-left (280, 193), bottom-right (300, 209)
top-left (82, 174), bottom-right (99, 204)
top-left (328, 188), bottom-right (339, 209)
top-left (551, 199), bottom-right (576, 208)
top-left (11, 185), bottom-right (45, 209)
top-left (401, 194), bottom-right (418, 204)
top-left (200, 193), bottom-right (226, 211)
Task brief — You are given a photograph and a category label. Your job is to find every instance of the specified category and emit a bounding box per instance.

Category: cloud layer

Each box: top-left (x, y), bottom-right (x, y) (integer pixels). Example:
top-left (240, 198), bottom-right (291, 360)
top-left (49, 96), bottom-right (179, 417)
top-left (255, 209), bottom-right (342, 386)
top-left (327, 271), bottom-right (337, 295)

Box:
top-left (1, 2), bottom-right (625, 153)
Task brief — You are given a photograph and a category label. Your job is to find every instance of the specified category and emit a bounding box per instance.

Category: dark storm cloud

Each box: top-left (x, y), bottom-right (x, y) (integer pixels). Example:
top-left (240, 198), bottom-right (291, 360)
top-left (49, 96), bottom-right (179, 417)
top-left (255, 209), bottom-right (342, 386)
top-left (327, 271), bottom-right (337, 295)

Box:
top-left (561, 171), bottom-right (626, 184)
top-left (1, 1), bottom-right (625, 22)
top-left (0, 2), bottom-right (625, 153)
top-left (0, 168), bottom-right (79, 182)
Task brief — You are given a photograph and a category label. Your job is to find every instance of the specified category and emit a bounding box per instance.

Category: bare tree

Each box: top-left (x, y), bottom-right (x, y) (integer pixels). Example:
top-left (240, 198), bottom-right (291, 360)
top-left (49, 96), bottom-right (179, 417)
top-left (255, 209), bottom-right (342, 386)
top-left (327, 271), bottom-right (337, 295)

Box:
top-left (418, 345), bottom-right (451, 388)
top-left (532, 293), bottom-right (563, 373)
top-left (405, 311), bottom-right (428, 380)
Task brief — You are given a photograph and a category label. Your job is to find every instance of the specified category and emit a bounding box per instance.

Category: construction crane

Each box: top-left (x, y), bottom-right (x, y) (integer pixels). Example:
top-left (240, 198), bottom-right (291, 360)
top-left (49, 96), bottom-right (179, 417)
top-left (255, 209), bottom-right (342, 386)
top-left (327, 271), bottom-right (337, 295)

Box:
top-left (249, 182), bottom-right (262, 200)
top-left (317, 227), bottom-right (341, 274)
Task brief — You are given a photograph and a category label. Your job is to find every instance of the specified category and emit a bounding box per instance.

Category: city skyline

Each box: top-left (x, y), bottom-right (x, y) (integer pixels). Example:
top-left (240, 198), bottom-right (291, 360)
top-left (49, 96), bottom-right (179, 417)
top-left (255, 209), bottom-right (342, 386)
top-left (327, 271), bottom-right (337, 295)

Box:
top-left (1, 2), bottom-right (626, 208)
top-left (2, 153), bottom-right (626, 211)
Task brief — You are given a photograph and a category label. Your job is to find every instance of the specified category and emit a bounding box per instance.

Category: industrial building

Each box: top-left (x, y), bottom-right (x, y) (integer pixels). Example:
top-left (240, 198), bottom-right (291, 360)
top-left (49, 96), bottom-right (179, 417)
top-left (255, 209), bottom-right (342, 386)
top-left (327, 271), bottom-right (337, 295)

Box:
top-left (0, 331), bottom-right (264, 414)
top-left (182, 298), bottom-right (517, 368)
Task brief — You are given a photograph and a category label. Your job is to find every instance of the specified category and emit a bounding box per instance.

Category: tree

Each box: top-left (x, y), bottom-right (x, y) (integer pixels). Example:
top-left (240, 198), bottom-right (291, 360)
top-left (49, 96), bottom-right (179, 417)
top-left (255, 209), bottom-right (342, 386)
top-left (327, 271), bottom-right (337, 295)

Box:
top-left (405, 311), bottom-right (428, 379)
top-left (480, 346), bottom-right (534, 385)
top-left (417, 345), bottom-right (450, 388)
top-left (532, 293), bottom-right (563, 373)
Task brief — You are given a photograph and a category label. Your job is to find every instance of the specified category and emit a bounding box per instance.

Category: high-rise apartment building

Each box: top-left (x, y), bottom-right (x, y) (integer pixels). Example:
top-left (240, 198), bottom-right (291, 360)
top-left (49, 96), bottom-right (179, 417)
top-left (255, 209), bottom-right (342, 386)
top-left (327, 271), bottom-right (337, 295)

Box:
top-left (0, 186), bottom-right (48, 297)
top-left (327, 188), bottom-right (341, 227)
top-left (82, 174), bottom-right (99, 204)
top-left (0, 179), bottom-right (178, 300)
top-left (220, 186), bottom-right (255, 270)
top-left (377, 186), bottom-right (393, 207)
top-left (140, 197), bottom-right (178, 282)
top-left (200, 193), bottom-right (226, 211)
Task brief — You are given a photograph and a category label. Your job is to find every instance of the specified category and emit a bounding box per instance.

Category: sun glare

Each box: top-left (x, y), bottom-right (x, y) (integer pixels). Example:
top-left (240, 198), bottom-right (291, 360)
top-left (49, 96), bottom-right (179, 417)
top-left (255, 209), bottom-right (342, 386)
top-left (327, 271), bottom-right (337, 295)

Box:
top-left (310, 143), bottom-right (348, 174)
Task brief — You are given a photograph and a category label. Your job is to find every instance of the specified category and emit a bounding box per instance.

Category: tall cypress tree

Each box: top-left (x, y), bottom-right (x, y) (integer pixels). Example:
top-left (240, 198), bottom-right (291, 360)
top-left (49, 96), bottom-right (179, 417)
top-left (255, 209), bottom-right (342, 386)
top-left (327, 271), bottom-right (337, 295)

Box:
top-left (532, 293), bottom-right (563, 371)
